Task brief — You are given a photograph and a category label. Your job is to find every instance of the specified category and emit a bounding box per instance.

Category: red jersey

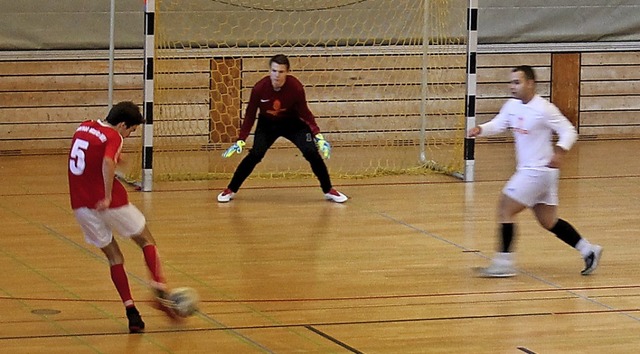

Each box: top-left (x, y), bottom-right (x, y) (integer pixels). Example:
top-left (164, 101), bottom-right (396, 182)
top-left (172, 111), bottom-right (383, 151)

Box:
top-left (68, 120), bottom-right (129, 209)
top-left (238, 75), bottom-right (321, 141)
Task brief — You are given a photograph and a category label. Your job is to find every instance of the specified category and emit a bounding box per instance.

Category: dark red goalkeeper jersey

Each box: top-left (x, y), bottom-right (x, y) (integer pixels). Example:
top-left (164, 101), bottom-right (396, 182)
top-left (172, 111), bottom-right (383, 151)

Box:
top-left (238, 75), bottom-right (321, 141)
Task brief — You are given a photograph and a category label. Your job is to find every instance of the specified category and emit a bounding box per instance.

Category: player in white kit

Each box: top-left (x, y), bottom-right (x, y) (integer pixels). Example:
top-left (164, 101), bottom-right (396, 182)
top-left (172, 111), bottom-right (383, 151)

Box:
top-left (468, 65), bottom-right (602, 277)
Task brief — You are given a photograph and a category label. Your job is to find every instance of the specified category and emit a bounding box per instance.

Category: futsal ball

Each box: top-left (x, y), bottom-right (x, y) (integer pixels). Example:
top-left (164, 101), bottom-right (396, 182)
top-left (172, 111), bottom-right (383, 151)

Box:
top-left (168, 287), bottom-right (199, 317)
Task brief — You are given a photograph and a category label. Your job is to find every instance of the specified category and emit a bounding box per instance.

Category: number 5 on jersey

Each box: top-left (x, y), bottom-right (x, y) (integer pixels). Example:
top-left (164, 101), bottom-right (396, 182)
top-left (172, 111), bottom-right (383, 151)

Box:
top-left (69, 139), bottom-right (89, 175)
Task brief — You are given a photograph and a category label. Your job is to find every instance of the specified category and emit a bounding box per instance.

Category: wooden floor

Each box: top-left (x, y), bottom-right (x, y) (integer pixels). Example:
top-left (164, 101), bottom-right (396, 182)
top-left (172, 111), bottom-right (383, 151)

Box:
top-left (0, 139), bottom-right (639, 353)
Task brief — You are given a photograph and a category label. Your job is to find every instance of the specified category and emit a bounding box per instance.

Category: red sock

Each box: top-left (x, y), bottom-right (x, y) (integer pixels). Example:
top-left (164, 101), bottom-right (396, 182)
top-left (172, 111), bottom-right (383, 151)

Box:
top-left (143, 245), bottom-right (166, 287)
top-left (110, 264), bottom-right (134, 307)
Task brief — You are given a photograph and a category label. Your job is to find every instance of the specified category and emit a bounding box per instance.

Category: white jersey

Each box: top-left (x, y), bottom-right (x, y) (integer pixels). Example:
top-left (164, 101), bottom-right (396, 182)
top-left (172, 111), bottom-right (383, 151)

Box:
top-left (479, 95), bottom-right (577, 170)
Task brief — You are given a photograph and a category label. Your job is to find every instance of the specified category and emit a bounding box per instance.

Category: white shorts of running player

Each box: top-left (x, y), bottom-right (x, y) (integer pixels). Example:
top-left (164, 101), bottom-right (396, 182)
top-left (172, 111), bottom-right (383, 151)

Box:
top-left (73, 204), bottom-right (146, 248)
top-left (502, 168), bottom-right (559, 207)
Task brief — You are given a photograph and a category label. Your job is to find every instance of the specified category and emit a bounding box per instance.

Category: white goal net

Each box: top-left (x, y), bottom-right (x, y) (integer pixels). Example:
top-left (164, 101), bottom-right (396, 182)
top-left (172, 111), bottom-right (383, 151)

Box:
top-left (133, 0), bottom-right (469, 183)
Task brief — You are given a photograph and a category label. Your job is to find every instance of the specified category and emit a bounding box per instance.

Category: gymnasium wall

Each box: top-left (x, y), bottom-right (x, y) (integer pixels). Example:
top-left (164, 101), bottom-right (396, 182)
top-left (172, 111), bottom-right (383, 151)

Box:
top-left (1, 50), bottom-right (639, 154)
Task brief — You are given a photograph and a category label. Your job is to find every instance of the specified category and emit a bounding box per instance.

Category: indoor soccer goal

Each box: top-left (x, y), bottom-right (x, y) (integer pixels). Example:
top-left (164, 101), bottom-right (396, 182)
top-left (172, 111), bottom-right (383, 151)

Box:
top-left (134, 0), bottom-right (475, 189)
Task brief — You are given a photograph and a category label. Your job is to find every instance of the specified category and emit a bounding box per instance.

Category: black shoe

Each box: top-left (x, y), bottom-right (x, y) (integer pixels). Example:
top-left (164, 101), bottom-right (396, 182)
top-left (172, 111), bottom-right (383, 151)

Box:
top-left (126, 306), bottom-right (145, 333)
top-left (581, 245), bottom-right (603, 275)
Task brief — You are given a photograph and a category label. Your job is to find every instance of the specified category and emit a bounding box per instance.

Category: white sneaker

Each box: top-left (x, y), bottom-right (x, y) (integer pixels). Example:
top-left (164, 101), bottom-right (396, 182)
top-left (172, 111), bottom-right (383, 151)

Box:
top-left (478, 263), bottom-right (517, 278)
top-left (324, 188), bottom-right (348, 203)
top-left (581, 244), bottom-right (603, 275)
top-left (217, 188), bottom-right (235, 203)
top-left (477, 252), bottom-right (516, 278)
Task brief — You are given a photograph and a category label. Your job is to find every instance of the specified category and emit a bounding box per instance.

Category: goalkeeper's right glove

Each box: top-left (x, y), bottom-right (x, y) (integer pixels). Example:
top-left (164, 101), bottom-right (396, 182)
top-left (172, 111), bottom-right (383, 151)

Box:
top-left (222, 140), bottom-right (246, 158)
top-left (314, 134), bottom-right (331, 159)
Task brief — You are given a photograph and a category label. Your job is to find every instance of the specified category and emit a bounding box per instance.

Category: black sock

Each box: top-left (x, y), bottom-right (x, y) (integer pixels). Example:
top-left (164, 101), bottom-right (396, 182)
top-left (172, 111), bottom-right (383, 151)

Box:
top-left (500, 223), bottom-right (514, 253)
top-left (549, 218), bottom-right (582, 247)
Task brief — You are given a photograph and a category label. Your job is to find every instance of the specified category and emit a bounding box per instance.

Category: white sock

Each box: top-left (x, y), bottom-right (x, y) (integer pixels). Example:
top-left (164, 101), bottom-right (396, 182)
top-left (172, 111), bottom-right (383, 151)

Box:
top-left (575, 239), bottom-right (593, 258)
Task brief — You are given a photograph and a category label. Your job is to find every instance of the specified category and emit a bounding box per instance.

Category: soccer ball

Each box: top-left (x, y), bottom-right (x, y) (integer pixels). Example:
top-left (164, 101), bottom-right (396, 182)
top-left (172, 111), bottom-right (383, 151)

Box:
top-left (168, 287), bottom-right (199, 317)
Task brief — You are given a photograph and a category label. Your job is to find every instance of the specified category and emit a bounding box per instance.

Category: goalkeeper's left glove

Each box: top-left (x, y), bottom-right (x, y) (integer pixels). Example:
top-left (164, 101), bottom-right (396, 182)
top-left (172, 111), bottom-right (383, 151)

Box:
top-left (314, 134), bottom-right (331, 159)
top-left (221, 140), bottom-right (246, 158)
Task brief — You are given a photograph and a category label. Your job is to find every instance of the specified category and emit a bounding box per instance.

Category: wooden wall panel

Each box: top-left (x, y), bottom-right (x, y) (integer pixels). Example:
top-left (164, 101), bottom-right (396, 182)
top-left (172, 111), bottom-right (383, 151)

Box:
top-left (0, 58), bottom-right (144, 154)
top-left (580, 52), bottom-right (640, 137)
top-left (551, 53), bottom-right (581, 126)
top-left (0, 50), bottom-right (638, 154)
top-left (0, 60), bottom-right (142, 75)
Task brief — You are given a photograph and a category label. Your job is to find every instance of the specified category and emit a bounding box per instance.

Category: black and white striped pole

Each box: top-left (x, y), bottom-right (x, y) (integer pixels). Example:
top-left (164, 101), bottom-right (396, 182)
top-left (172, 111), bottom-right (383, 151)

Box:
top-left (464, 0), bottom-right (478, 182)
top-left (142, 0), bottom-right (155, 191)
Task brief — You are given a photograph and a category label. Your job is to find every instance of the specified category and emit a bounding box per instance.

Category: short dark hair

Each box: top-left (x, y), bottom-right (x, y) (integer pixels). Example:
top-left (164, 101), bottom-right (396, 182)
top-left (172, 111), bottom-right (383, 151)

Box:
top-left (270, 54), bottom-right (290, 70)
top-left (512, 65), bottom-right (536, 81)
top-left (105, 101), bottom-right (144, 127)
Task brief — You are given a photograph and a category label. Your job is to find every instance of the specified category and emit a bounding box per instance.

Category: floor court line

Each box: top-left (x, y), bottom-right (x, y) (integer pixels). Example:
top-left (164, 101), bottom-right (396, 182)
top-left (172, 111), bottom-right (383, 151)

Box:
top-left (366, 203), bottom-right (640, 324)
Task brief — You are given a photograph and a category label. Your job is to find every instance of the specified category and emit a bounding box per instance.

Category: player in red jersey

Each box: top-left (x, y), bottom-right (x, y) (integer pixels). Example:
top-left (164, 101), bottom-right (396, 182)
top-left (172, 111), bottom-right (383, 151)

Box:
top-left (68, 101), bottom-right (178, 333)
top-left (217, 54), bottom-right (347, 203)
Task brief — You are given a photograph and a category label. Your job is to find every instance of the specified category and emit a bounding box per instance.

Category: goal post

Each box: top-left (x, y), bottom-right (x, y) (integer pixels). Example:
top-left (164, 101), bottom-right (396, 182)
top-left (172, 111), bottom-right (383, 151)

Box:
top-left (142, 0), bottom-right (155, 191)
top-left (464, 0), bottom-right (478, 182)
top-left (137, 0), bottom-right (475, 190)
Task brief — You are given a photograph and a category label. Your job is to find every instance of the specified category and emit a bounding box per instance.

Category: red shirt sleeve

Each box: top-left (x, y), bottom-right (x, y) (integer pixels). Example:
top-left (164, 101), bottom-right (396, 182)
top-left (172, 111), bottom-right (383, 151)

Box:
top-left (104, 130), bottom-right (123, 162)
top-left (292, 80), bottom-right (320, 135)
top-left (238, 82), bottom-right (261, 141)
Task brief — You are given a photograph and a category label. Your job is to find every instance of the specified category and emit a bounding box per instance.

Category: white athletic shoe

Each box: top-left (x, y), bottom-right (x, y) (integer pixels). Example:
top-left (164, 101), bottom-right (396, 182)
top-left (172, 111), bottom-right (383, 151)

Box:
top-left (581, 245), bottom-right (603, 275)
top-left (324, 188), bottom-right (348, 203)
top-left (217, 188), bottom-right (235, 203)
top-left (477, 252), bottom-right (516, 278)
top-left (478, 263), bottom-right (517, 278)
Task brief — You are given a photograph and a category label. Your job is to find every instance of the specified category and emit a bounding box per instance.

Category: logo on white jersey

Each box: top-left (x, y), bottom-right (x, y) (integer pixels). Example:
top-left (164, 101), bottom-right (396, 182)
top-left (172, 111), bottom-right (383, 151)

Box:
top-left (513, 116), bottom-right (529, 135)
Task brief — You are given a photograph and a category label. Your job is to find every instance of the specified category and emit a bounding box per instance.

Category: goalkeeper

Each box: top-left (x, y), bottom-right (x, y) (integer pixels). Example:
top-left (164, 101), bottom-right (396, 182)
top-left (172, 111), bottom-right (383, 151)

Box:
top-left (217, 54), bottom-right (347, 203)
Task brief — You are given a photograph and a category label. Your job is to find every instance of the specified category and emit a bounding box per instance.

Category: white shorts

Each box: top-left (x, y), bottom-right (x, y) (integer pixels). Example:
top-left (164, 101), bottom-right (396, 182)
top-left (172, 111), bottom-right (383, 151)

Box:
top-left (73, 204), bottom-right (146, 248)
top-left (502, 168), bottom-right (559, 207)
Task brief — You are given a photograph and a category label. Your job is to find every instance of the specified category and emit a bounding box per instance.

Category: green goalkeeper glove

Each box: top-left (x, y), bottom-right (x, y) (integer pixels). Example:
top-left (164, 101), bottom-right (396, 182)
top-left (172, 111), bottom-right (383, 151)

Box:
top-left (222, 140), bottom-right (246, 158)
top-left (314, 134), bottom-right (331, 159)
